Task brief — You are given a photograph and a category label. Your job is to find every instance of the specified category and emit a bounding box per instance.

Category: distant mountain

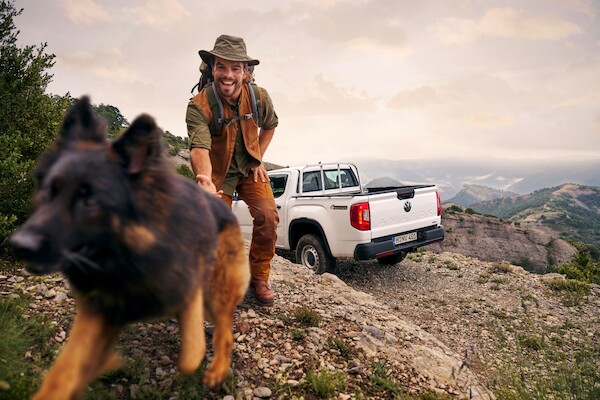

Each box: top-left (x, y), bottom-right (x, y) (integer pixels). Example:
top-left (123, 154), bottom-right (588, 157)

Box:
top-left (469, 183), bottom-right (600, 248)
top-left (446, 184), bottom-right (519, 207)
top-left (365, 176), bottom-right (402, 189)
top-left (352, 157), bottom-right (600, 201)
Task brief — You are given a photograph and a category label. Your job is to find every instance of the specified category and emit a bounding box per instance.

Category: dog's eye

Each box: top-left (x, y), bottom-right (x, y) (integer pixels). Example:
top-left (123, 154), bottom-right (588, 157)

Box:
top-left (78, 184), bottom-right (97, 208)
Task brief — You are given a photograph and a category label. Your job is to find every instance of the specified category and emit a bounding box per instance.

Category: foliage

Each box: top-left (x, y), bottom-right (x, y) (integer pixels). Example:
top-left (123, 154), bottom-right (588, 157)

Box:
top-left (444, 204), bottom-right (462, 214)
top-left (470, 185), bottom-right (600, 249)
top-left (93, 103), bottom-right (129, 137)
top-left (554, 243), bottom-right (600, 285)
top-left (514, 257), bottom-right (535, 272)
top-left (305, 369), bottom-right (346, 398)
top-left (176, 164), bottom-right (195, 180)
top-left (162, 130), bottom-right (188, 156)
top-left (294, 306), bottom-right (322, 327)
top-left (368, 361), bottom-right (404, 397)
top-left (0, 297), bottom-right (55, 400)
top-left (0, 0), bottom-right (71, 254)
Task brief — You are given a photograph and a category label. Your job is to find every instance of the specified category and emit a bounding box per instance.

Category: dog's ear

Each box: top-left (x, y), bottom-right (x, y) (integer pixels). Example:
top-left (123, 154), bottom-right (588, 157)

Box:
top-left (111, 114), bottom-right (162, 174)
top-left (58, 96), bottom-right (107, 145)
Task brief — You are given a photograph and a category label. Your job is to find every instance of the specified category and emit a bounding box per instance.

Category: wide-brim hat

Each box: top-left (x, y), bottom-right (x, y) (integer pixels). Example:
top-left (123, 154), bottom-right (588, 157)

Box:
top-left (199, 34), bottom-right (259, 66)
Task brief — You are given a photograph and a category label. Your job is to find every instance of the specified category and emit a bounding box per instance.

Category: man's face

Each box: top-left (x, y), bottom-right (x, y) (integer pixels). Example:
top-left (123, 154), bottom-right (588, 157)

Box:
top-left (212, 57), bottom-right (245, 102)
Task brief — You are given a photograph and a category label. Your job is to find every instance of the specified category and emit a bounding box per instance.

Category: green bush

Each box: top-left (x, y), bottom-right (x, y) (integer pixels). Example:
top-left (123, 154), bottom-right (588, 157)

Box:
top-left (0, 1), bottom-right (71, 255)
top-left (176, 164), bottom-right (195, 180)
top-left (555, 243), bottom-right (600, 285)
top-left (445, 204), bottom-right (463, 214)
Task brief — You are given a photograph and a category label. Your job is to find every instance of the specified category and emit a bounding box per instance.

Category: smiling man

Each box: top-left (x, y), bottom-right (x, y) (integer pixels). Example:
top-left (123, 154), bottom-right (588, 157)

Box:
top-left (186, 35), bottom-right (279, 306)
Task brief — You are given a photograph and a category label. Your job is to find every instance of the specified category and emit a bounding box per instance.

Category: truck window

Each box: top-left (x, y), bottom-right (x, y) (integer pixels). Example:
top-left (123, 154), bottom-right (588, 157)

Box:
top-left (302, 171), bottom-right (322, 192)
top-left (323, 169), bottom-right (358, 189)
top-left (269, 175), bottom-right (288, 199)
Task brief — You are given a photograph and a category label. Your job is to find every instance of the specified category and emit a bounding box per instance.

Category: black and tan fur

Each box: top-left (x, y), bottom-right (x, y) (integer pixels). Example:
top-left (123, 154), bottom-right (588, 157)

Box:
top-left (9, 97), bottom-right (250, 399)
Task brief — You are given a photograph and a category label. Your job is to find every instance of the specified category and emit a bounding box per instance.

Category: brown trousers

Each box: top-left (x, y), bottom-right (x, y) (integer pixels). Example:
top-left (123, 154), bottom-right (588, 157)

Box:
top-left (222, 175), bottom-right (279, 281)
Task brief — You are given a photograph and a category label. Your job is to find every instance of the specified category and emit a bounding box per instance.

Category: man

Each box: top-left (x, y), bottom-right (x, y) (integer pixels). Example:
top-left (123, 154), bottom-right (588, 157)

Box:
top-left (186, 35), bottom-right (279, 306)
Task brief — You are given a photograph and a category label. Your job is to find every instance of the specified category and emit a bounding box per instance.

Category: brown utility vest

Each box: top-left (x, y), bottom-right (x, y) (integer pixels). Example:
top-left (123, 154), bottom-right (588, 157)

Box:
top-left (190, 84), bottom-right (263, 190)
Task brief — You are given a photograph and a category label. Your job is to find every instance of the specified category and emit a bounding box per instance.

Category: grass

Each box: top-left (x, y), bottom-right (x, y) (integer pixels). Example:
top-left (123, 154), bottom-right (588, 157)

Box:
top-left (545, 278), bottom-right (591, 306)
top-left (294, 306), bottom-right (322, 327)
top-left (327, 338), bottom-right (354, 357)
top-left (305, 368), bottom-right (346, 398)
top-left (488, 316), bottom-right (600, 400)
top-left (368, 361), bottom-right (404, 398)
top-left (0, 297), bottom-right (56, 400)
top-left (490, 262), bottom-right (513, 274)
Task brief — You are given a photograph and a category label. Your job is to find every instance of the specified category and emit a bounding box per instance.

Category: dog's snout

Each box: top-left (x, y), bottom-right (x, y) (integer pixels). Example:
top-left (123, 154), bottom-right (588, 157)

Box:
top-left (10, 229), bottom-right (43, 257)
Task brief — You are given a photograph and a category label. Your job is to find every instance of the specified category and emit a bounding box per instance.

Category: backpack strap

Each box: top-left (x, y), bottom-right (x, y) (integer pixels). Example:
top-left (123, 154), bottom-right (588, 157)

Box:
top-left (205, 82), bottom-right (263, 136)
top-left (248, 82), bottom-right (263, 128)
top-left (205, 82), bottom-right (225, 136)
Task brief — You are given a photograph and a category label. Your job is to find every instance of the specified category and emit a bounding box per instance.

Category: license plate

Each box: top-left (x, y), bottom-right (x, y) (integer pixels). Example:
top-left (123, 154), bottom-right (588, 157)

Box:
top-left (393, 232), bottom-right (417, 245)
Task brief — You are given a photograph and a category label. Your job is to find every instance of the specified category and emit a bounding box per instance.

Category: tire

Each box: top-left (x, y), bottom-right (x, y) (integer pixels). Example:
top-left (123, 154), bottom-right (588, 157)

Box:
top-left (295, 234), bottom-right (335, 274)
top-left (376, 252), bottom-right (407, 266)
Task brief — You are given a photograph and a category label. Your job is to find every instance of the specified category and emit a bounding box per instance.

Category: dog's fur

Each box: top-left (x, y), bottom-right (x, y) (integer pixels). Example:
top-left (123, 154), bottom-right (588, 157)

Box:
top-left (9, 97), bottom-right (250, 399)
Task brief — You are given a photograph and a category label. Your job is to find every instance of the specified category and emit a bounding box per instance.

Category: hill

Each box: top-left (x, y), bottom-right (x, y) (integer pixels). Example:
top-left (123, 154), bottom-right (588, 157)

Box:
top-left (469, 183), bottom-right (600, 249)
top-left (446, 184), bottom-right (518, 207)
top-left (429, 206), bottom-right (576, 273)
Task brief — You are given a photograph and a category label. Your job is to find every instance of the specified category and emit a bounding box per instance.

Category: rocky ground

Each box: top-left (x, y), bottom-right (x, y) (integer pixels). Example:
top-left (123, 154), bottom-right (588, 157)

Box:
top-left (1, 249), bottom-right (599, 399)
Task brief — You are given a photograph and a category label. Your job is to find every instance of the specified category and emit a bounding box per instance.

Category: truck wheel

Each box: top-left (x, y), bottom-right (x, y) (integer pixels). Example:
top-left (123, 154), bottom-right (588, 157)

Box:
top-left (296, 234), bottom-right (335, 274)
top-left (376, 252), bottom-right (407, 266)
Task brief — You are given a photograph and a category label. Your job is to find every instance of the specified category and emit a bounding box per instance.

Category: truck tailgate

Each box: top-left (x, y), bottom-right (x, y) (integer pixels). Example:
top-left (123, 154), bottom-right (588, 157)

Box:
top-left (368, 186), bottom-right (440, 239)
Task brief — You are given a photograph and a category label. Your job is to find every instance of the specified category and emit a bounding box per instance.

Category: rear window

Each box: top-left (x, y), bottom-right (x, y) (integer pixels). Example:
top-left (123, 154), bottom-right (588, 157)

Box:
top-left (302, 171), bottom-right (322, 192)
top-left (302, 168), bottom-right (358, 192)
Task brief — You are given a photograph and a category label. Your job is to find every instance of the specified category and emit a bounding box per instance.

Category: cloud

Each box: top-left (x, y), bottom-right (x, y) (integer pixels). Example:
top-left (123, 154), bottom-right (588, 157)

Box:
top-left (61, 0), bottom-right (110, 26)
top-left (277, 74), bottom-right (377, 117)
top-left (433, 7), bottom-right (582, 45)
top-left (457, 112), bottom-right (513, 129)
top-left (59, 48), bottom-right (139, 82)
top-left (387, 86), bottom-right (442, 109)
top-left (124, 0), bottom-right (190, 28)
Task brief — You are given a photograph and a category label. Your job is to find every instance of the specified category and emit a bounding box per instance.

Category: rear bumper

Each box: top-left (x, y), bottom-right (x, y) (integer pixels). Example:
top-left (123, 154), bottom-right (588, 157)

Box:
top-left (354, 226), bottom-right (444, 260)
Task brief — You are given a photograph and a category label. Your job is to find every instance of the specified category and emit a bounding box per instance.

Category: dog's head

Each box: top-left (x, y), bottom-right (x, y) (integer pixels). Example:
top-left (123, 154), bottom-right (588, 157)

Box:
top-left (9, 97), bottom-right (165, 276)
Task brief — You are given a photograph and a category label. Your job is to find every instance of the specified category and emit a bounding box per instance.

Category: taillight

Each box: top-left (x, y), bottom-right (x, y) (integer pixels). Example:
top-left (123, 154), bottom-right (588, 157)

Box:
top-left (436, 191), bottom-right (442, 216)
top-left (350, 202), bottom-right (370, 230)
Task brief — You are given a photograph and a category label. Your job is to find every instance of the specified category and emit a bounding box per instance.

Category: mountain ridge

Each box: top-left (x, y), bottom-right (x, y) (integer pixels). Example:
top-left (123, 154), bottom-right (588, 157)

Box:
top-left (469, 183), bottom-right (600, 249)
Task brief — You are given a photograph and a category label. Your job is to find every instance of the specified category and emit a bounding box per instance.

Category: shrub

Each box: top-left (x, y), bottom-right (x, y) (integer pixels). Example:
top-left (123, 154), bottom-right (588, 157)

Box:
top-left (176, 164), bottom-right (195, 180)
top-left (294, 306), bottom-right (322, 327)
top-left (305, 369), bottom-right (345, 398)
top-left (555, 243), bottom-right (600, 285)
top-left (0, 2), bottom-right (71, 255)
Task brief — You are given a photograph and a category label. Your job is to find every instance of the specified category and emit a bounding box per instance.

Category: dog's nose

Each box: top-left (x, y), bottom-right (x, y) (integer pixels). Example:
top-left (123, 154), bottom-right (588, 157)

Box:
top-left (9, 229), bottom-right (45, 261)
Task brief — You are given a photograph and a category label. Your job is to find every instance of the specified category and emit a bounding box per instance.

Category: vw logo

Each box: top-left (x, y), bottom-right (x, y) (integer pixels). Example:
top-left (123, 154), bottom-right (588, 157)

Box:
top-left (404, 201), bottom-right (412, 212)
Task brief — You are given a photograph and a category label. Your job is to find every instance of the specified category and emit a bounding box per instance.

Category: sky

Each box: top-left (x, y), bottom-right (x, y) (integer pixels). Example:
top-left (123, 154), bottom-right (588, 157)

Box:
top-left (13, 0), bottom-right (600, 168)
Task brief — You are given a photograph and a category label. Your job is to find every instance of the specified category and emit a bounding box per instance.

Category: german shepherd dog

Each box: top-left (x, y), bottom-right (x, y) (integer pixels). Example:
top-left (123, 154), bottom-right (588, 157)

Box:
top-left (9, 97), bottom-right (250, 399)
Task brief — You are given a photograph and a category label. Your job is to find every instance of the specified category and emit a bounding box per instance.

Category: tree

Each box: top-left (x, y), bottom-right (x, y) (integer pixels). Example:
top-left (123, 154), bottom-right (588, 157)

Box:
top-left (93, 103), bottom-right (129, 137)
top-left (0, 1), bottom-right (70, 252)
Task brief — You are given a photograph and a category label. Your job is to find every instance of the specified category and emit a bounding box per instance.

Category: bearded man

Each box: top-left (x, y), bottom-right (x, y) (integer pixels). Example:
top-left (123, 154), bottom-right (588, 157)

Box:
top-left (186, 35), bottom-right (279, 306)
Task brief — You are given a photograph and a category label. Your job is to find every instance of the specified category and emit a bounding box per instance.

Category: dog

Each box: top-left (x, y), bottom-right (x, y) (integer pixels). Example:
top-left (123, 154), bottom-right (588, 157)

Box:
top-left (9, 97), bottom-right (250, 399)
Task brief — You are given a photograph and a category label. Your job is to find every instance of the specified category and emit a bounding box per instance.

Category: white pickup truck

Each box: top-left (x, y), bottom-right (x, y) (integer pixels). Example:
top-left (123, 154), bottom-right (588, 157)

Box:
top-left (232, 163), bottom-right (444, 274)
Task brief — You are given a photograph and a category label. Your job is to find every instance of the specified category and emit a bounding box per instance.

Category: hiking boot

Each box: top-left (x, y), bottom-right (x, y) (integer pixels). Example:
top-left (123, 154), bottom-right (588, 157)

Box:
top-left (251, 279), bottom-right (274, 306)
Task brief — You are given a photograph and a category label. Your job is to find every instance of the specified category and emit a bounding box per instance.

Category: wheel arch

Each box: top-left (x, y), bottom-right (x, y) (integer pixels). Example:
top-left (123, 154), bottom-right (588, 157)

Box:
top-left (289, 218), bottom-right (333, 257)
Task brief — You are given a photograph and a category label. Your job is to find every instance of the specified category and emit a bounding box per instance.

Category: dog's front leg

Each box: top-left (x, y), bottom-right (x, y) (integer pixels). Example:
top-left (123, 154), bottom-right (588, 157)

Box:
top-left (177, 287), bottom-right (206, 374)
top-left (33, 307), bottom-right (122, 400)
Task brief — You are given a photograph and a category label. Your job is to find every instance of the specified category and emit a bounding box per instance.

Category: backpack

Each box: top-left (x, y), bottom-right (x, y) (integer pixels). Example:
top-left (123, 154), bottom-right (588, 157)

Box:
top-left (191, 62), bottom-right (263, 136)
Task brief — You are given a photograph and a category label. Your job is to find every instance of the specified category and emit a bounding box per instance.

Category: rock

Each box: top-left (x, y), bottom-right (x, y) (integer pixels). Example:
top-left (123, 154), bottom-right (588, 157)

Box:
top-left (253, 386), bottom-right (272, 398)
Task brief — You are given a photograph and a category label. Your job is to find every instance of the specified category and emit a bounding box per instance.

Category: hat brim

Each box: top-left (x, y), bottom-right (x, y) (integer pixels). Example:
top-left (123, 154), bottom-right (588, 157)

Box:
top-left (198, 50), bottom-right (260, 66)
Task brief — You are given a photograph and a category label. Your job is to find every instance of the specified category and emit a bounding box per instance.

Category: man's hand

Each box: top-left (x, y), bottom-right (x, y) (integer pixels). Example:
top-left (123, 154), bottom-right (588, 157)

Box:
top-left (196, 175), bottom-right (223, 198)
top-left (252, 164), bottom-right (270, 183)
